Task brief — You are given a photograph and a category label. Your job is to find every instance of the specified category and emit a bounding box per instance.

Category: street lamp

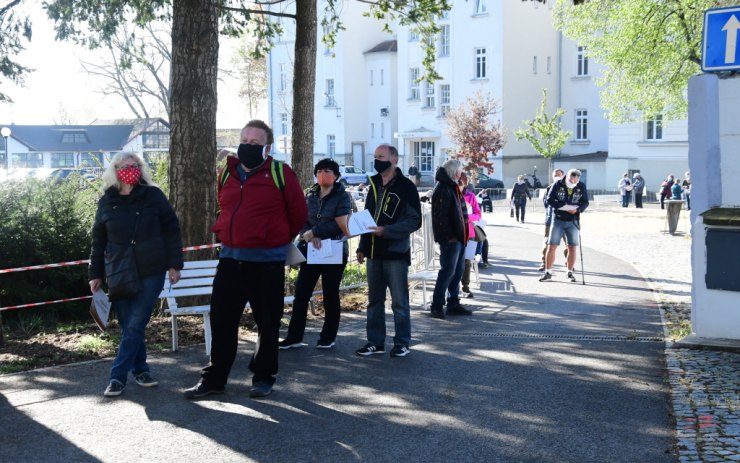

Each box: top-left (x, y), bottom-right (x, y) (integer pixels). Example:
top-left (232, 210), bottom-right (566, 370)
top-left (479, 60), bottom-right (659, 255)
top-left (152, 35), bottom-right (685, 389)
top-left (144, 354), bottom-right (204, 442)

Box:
top-left (1, 126), bottom-right (10, 171)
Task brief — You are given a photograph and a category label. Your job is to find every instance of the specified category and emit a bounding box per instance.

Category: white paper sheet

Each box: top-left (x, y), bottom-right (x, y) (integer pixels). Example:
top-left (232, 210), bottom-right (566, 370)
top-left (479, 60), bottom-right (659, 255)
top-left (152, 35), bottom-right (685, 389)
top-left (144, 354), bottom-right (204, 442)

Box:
top-left (464, 240), bottom-right (478, 260)
top-left (307, 239), bottom-right (343, 264)
top-left (347, 209), bottom-right (377, 236)
top-left (90, 289), bottom-right (111, 331)
top-left (286, 242), bottom-right (306, 265)
top-left (558, 204), bottom-right (579, 212)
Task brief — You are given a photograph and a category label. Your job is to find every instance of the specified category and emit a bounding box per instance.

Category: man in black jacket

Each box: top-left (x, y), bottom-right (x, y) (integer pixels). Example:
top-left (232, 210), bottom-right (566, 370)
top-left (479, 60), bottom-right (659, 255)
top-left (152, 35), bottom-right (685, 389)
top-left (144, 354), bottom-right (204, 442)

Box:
top-left (356, 144), bottom-right (422, 358)
top-left (429, 159), bottom-right (472, 319)
top-left (540, 169), bottom-right (589, 282)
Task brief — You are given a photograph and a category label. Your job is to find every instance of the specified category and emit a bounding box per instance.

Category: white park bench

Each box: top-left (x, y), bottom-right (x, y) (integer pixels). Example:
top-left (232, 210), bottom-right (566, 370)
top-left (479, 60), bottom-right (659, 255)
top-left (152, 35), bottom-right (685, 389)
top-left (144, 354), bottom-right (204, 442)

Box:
top-left (159, 259), bottom-right (313, 355)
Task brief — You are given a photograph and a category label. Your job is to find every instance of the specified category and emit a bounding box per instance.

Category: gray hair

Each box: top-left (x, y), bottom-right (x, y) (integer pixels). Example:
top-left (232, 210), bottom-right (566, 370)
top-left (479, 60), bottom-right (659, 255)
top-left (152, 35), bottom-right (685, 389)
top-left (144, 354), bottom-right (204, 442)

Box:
top-left (442, 159), bottom-right (462, 180)
top-left (101, 152), bottom-right (156, 191)
top-left (567, 168), bottom-right (581, 178)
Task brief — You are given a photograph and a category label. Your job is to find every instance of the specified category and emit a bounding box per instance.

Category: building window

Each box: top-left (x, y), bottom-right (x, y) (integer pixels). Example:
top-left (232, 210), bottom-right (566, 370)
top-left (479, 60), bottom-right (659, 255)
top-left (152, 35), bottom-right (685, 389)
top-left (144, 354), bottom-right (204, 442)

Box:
top-left (547, 56), bottom-right (552, 74)
top-left (475, 48), bottom-right (487, 79)
top-left (646, 115), bottom-right (663, 140)
top-left (575, 109), bottom-right (588, 140)
top-left (380, 69), bottom-right (384, 86)
top-left (370, 123), bottom-right (375, 139)
top-left (61, 132), bottom-right (88, 144)
top-left (323, 23), bottom-right (334, 55)
top-left (439, 25), bottom-right (450, 57)
top-left (80, 152), bottom-right (104, 168)
top-left (142, 121), bottom-right (170, 149)
top-left (327, 135), bottom-right (336, 158)
top-left (280, 63), bottom-right (288, 92)
top-left (577, 46), bottom-right (589, 76)
top-left (413, 141), bottom-right (435, 173)
top-left (409, 29), bottom-right (419, 41)
top-left (533, 56), bottom-right (538, 74)
top-left (439, 10), bottom-right (449, 20)
top-left (409, 68), bottom-right (421, 100)
top-left (474, 0), bottom-right (487, 15)
top-left (380, 122), bottom-right (385, 139)
top-left (440, 84), bottom-right (451, 116)
top-left (424, 82), bottom-right (435, 108)
top-left (12, 153), bottom-right (43, 168)
top-left (370, 70), bottom-right (374, 86)
top-left (280, 113), bottom-right (288, 136)
top-left (325, 79), bottom-right (335, 106)
top-left (51, 153), bottom-right (75, 167)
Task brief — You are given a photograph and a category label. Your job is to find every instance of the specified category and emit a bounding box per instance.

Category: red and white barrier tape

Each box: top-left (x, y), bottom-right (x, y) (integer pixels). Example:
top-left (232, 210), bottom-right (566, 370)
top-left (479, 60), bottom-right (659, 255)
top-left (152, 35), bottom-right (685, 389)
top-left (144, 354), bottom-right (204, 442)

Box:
top-left (0, 243), bottom-right (220, 275)
top-left (0, 295), bottom-right (93, 312)
top-left (0, 243), bottom-right (221, 311)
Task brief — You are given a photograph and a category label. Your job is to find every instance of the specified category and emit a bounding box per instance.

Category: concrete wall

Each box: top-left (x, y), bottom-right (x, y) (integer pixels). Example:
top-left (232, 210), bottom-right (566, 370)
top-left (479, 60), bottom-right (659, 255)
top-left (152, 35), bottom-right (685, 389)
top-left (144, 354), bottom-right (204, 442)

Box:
top-left (688, 73), bottom-right (740, 340)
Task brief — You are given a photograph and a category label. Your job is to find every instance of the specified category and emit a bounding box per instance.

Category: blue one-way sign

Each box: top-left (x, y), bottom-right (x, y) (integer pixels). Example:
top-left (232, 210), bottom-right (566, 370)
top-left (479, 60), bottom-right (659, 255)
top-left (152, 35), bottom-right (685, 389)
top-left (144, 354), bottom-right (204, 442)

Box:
top-left (703, 6), bottom-right (740, 71)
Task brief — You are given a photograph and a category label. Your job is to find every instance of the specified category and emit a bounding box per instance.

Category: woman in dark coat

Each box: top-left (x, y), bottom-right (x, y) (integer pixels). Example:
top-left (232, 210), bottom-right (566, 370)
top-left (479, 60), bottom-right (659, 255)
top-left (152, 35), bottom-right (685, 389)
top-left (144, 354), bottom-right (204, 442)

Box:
top-left (511, 175), bottom-right (533, 222)
top-left (279, 158), bottom-right (351, 349)
top-left (89, 152), bottom-right (184, 397)
top-left (660, 175), bottom-right (675, 210)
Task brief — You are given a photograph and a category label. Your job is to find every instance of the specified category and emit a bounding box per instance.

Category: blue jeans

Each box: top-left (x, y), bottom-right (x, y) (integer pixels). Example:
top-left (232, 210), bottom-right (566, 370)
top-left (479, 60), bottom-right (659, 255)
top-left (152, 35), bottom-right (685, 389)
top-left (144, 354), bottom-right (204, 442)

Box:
top-left (432, 240), bottom-right (465, 308)
top-left (110, 273), bottom-right (164, 384)
top-left (366, 259), bottom-right (411, 348)
top-left (621, 191), bottom-right (631, 207)
top-left (548, 218), bottom-right (580, 246)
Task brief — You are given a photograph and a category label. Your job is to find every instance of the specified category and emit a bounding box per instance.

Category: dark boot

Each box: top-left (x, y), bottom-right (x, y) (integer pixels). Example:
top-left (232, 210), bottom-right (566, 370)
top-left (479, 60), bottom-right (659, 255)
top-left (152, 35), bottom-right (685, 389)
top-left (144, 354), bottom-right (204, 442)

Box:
top-left (430, 304), bottom-right (446, 319)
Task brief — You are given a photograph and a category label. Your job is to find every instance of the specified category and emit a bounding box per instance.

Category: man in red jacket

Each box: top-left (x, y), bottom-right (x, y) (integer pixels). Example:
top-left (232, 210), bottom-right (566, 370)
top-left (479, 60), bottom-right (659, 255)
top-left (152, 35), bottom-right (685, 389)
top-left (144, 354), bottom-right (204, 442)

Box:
top-left (184, 120), bottom-right (307, 400)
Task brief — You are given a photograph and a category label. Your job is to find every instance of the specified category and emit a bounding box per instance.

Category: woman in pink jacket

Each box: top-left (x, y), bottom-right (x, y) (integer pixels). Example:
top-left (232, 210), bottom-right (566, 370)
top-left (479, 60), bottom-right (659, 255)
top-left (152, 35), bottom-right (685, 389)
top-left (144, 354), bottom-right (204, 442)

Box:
top-left (461, 173), bottom-right (481, 298)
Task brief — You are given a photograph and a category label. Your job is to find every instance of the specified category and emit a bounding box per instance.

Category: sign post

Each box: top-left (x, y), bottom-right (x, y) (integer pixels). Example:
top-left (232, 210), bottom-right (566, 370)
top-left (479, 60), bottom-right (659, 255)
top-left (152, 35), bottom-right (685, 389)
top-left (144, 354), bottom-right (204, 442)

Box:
top-left (702, 6), bottom-right (740, 72)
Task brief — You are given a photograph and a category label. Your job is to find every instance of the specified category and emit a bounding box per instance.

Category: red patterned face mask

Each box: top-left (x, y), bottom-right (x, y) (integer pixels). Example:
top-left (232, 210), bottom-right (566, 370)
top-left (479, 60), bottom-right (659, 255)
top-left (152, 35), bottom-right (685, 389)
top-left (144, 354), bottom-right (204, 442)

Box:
top-left (116, 166), bottom-right (142, 185)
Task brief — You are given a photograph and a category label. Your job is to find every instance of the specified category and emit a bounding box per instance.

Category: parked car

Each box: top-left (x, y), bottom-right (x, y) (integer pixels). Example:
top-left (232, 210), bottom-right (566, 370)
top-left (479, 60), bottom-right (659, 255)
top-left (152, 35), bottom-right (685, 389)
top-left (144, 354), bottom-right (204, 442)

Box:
top-left (474, 171), bottom-right (504, 189)
top-left (338, 165), bottom-right (369, 186)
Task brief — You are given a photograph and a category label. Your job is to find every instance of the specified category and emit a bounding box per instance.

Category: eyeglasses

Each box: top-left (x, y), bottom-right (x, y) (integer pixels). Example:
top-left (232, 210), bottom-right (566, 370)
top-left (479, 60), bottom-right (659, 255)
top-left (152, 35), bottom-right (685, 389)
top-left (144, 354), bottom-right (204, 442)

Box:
top-left (116, 163), bottom-right (141, 171)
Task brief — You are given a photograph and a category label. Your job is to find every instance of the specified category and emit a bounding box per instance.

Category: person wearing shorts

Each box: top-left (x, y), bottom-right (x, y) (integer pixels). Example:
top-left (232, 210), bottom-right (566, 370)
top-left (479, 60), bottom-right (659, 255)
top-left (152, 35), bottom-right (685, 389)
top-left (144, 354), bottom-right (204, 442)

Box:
top-left (540, 169), bottom-right (589, 283)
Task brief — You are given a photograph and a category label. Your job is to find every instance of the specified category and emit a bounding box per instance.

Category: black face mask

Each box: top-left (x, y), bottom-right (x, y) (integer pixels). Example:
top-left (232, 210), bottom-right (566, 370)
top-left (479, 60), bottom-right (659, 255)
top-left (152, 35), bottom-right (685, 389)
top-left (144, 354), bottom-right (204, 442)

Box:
top-left (374, 159), bottom-right (392, 174)
top-left (237, 143), bottom-right (266, 169)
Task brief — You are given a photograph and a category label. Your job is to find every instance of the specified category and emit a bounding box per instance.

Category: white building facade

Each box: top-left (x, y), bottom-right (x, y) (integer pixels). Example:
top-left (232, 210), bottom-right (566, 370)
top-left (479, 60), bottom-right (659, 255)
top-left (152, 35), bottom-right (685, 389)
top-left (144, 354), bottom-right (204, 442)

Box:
top-left (267, 0), bottom-right (689, 191)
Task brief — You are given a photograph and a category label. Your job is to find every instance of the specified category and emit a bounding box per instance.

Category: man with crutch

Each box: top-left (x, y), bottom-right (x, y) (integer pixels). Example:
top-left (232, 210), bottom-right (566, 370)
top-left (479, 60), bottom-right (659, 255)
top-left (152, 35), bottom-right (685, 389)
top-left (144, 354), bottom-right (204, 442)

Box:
top-left (540, 169), bottom-right (589, 283)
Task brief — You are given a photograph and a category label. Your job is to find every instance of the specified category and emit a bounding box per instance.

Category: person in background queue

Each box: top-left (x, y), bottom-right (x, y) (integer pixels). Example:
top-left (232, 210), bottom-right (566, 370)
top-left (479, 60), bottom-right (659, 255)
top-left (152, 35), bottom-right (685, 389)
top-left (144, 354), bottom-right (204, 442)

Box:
top-left (356, 144), bottom-right (421, 358)
top-left (184, 120), bottom-right (307, 400)
top-left (279, 158), bottom-right (351, 351)
top-left (429, 159), bottom-right (472, 319)
top-left (540, 169), bottom-right (589, 283)
top-left (89, 152), bottom-right (184, 398)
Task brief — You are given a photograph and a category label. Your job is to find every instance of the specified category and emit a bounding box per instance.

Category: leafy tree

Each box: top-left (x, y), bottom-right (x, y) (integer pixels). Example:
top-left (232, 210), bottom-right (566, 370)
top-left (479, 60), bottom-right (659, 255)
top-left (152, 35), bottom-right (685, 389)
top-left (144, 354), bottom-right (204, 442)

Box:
top-left (553, 0), bottom-right (738, 123)
top-left (2, 0), bottom-right (449, 249)
top-left (443, 91), bottom-right (505, 179)
top-left (515, 88), bottom-right (571, 173)
top-left (0, 0), bottom-right (32, 103)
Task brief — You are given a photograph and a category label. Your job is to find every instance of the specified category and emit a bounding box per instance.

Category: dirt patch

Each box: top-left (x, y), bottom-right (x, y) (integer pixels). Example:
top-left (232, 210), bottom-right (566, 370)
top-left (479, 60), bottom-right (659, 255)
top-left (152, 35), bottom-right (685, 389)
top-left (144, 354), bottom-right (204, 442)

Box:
top-left (0, 288), bottom-right (368, 374)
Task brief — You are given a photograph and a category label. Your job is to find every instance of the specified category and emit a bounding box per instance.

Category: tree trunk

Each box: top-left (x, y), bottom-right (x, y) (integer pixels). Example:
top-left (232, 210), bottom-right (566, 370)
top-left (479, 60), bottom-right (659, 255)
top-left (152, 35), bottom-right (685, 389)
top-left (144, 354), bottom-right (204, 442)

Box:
top-left (169, 0), bottom-right (219, 254)
top-left (291, 0), bottom-right (317, 188)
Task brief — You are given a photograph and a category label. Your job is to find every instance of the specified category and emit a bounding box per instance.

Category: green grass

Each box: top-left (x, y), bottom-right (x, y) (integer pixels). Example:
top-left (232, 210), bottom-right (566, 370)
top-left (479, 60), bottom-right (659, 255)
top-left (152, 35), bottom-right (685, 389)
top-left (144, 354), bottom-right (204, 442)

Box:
top-left (0, 359), bottom-right (36, 375)
top-left (76, 334), bottom-right (118, 354)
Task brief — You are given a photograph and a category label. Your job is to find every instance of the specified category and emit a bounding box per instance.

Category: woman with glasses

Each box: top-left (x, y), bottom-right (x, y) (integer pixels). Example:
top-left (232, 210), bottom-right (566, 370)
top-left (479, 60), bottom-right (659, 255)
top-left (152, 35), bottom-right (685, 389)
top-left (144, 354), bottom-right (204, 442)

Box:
top-left (279, 158), bottom-right (351, 350)
top-left (88, 152), bottom-right (184, 397)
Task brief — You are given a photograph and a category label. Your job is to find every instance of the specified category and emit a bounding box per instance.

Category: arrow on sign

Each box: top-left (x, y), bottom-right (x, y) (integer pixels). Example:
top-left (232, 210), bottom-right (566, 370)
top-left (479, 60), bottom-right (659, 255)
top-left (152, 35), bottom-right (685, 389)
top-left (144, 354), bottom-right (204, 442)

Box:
top-left (722, 14), bottom-right (740, 64)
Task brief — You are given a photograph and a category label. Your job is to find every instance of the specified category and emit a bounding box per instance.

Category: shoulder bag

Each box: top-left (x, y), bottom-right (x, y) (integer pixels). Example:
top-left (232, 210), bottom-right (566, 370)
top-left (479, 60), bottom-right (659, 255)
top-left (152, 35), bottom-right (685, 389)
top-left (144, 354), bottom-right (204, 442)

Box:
top-left (104, 207), bottom-right (142, 301)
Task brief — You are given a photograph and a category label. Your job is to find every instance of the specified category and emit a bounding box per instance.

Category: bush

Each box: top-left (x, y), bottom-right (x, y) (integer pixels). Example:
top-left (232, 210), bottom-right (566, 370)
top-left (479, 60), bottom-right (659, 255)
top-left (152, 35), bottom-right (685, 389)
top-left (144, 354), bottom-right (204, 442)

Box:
top-left (0, 176), bottom-right (100, 324)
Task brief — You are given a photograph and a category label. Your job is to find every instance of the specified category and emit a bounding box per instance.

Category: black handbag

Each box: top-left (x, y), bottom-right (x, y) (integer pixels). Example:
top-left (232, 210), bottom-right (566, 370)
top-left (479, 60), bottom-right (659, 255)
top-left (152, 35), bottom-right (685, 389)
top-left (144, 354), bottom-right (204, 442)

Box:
top-left (104, 208), bottom-right (142, 301)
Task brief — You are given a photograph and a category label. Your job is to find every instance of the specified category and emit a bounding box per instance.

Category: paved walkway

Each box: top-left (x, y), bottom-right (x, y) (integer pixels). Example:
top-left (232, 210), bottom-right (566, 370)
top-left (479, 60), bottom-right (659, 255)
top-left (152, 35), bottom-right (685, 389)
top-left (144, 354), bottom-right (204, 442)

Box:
top-left (0, 202), bottom-right (736, 462)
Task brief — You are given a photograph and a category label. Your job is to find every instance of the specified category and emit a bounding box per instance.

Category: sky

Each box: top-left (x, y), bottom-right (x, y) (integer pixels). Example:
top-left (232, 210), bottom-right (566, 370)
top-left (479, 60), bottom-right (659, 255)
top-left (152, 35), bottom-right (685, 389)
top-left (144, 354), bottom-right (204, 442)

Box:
top-left (1, 2), bottom-right (259, 129)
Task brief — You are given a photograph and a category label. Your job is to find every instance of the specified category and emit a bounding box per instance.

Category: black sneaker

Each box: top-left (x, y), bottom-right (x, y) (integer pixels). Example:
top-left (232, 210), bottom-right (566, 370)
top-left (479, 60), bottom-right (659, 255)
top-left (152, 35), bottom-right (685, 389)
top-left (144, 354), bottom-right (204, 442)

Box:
top-left (478, 262), bottom-right (489, 269)
top-left (104, 380), bottom-right (125, 397)
top-left (462, 288), bottom-right (474, 298)
top-left (447, 304), bottom-right (473, 315)
top-left (316, 339), bottom-right (336, 349)
top-left (567, 271), bottom-right (577, 282)
top-left (183, 382), bottom-right (224, 400)
top-left (356, 343), bottom-right (385, 356)
top-left (134, 372), bottom-right (159, 388)
top-left (538, 264), bottom-right (546, 271)
top-left (539, 272), bottom-right (552, 282)
top-left (249, 382), bottom-right (273, 399)
top-left (430, 307), bottom-right (446, 319)
top-left (278, 339), bottom-right (307, 350)
top-left (390, 345), bottom-right (410, 357)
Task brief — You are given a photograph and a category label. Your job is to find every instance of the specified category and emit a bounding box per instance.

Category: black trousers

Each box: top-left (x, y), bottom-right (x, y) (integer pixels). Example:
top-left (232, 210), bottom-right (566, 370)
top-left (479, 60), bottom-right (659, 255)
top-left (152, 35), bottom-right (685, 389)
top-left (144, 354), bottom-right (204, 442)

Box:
top-left (285, 262), bottom-right (346, 344)
top-left (202, 258), bottom-right (285, 387)
top-left (635, 193), bottom-right (643, 208)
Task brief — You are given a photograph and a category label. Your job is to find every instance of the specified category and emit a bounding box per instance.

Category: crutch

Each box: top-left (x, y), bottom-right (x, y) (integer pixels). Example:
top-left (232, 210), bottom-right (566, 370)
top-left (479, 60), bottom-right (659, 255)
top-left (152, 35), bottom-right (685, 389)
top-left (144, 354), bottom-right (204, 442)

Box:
top-left (575, 219), bottom-right (585, 285)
